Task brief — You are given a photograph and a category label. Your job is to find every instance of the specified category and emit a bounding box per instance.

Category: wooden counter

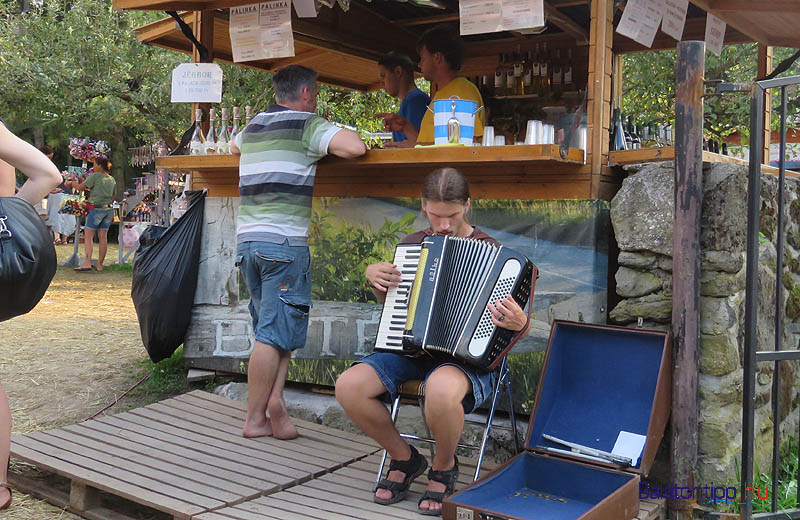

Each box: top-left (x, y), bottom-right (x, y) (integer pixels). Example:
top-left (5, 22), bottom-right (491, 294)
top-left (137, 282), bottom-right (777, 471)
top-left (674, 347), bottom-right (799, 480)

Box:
top-left (155, 144), bottom-right (611, 200)
top-left (608, 147), bottom-right (800, 178)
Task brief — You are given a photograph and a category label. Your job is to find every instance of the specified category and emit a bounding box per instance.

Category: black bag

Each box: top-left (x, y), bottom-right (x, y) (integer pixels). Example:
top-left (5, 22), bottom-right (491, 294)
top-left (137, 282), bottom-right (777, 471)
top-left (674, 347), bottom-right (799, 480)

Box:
top-left (0, 197), bottom-right (57, 322)
top-left (131, 191), bottom-right (206, 362)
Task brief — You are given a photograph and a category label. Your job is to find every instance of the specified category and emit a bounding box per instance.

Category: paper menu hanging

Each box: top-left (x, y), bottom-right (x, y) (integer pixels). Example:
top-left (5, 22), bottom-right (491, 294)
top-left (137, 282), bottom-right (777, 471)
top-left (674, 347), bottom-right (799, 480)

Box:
top-left (661, 0), bottom-right (688, 41)
top-left (171, 63), bottom-right (223, 103)
top-left (459, 0), bottom-right (502, 36)
top-left (502, 0), bottom-right (545, 32)
top-left (705, 13), bottom-right (726, 56)
top-left (230, 1), bottom-right (295, 63)
top-left (459, 0), bottom-right (544, 36)
top-left (615, 0), bottom-right (664, 49)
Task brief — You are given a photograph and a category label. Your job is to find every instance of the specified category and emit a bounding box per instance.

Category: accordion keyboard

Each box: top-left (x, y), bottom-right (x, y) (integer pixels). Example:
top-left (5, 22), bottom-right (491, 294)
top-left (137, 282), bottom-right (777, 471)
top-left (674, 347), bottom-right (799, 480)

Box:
top-left (374, 244), bottom-right (422, 353)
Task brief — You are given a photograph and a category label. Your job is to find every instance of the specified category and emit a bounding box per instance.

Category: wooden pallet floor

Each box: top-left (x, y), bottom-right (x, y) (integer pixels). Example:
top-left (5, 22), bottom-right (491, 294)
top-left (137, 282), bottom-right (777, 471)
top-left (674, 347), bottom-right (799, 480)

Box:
top-left (9, 390), bottom-right (379, 520)
top-left (10, 389), bottom-right (666, 520)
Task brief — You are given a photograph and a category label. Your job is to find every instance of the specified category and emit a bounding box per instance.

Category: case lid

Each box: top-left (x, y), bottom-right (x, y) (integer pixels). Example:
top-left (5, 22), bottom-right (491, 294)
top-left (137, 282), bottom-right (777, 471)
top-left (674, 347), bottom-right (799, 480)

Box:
top-left (526, 320), bottom-right (672, 476)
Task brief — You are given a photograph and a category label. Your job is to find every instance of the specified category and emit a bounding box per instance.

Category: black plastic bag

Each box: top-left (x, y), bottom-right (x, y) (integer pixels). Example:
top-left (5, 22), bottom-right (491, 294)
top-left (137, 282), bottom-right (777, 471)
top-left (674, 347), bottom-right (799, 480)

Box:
top-left (131, 191), bottom-right (206, 362)
top-left (0, 197), bottom-right (57, 322)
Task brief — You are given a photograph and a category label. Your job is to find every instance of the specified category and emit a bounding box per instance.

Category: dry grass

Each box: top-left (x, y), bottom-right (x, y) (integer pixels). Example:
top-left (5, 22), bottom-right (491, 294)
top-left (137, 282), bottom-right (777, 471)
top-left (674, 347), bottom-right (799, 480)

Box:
top-left (2, 244), bottom-right (177, 519)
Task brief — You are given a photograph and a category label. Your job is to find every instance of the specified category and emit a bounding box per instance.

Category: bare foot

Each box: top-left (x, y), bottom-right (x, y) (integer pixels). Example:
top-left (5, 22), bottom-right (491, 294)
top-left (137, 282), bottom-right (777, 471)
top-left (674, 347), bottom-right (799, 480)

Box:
top-left (242, 416), bottom-right (273, 438)
top-left (267, 400), bottom-right (298, 440)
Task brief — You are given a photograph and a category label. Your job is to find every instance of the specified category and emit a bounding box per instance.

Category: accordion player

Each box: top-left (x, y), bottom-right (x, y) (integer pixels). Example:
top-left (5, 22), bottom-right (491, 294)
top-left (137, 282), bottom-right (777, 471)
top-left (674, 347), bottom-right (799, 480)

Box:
top-left (374, 235), bottom-right (536, 370)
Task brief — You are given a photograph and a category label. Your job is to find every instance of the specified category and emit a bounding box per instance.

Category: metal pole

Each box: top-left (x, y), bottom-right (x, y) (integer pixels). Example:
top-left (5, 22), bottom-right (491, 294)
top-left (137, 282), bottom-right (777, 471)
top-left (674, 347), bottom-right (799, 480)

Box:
top-left (741, 82), bottom-right (765, 520)
top-left (770, 86), bottom-right (787, 513)
top-left (670, 40), bottom-right (704, 520)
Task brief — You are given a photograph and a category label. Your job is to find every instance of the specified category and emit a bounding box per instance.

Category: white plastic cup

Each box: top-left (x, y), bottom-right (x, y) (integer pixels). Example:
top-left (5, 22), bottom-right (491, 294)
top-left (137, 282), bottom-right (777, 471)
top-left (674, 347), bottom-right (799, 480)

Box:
top-left (525, 120), bottom-right (543, 145)
top-left (482, 126), bottom-right (495, 147)
top-left (494, 135), bottom-right (506, 146)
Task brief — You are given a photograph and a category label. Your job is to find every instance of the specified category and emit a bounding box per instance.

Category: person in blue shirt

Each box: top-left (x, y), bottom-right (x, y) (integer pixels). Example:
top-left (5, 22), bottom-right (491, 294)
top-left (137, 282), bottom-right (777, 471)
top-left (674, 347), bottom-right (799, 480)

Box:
top-left (376, 52), bottom-right (430, 148)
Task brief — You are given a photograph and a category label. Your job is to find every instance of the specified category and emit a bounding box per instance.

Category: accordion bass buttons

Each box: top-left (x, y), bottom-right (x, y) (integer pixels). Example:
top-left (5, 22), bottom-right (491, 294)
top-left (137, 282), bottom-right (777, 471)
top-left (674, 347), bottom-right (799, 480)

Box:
top-left (468, 258), bottom-right (522, 358)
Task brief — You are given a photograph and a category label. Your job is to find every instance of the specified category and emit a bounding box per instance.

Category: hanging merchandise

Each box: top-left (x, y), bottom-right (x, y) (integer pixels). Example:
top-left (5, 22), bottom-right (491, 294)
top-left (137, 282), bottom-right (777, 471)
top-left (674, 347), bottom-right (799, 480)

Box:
top-left (68, 137), bottom-right (111, 161)
top-left (0, 197), bottom-right (57, 322)
top-left (131, 191), bottom-right (206, 363)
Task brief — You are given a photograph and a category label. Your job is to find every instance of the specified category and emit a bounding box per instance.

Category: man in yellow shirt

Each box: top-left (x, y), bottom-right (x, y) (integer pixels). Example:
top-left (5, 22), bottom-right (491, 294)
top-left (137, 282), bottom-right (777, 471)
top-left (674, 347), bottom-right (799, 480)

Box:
top-left (377, 26), bottom-right (484, 146)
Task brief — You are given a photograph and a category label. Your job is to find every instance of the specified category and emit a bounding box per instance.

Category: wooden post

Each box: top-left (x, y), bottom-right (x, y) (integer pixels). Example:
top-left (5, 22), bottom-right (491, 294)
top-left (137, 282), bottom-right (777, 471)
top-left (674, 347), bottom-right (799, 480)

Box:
top-left (758, 44), bottom-right (773, 164)
top-left (69, 481), bottom-right (100, 512)
top-left (191, 10), bottom-right (215, 135)
top-left (670, 40), bottom-right (704, 520)
top-left (587, 0), bottom-right (613, 191)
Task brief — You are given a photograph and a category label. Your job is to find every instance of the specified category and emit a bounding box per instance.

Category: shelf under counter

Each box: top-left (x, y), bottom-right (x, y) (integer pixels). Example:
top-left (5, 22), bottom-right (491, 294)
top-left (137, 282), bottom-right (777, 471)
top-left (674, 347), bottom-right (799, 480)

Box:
top-left (155, 144), bottom-right (598, 200)
top-left (608, 147), bottom-right (800, 178)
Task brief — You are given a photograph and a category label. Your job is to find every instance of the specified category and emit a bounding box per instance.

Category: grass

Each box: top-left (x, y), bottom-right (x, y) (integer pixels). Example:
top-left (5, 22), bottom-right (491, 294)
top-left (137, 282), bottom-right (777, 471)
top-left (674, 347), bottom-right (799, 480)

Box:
top-left (751, 436), bottom-right (799, 514)
top-left (712, 437), bottom-right (800, 514)
top-left (131, 346), bottom-right (190, 397)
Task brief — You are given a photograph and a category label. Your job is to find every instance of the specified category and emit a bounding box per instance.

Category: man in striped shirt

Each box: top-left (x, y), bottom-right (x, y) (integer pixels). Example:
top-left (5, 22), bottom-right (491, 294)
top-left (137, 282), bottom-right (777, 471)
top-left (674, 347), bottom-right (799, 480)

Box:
top-left (232, 65), bottom-right (366, 439)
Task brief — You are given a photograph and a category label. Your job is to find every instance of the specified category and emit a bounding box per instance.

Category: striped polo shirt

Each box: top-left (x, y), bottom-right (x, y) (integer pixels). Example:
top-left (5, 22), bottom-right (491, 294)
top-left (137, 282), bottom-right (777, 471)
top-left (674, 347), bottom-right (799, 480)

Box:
top-left (236, 104), bottom-right (342, 245)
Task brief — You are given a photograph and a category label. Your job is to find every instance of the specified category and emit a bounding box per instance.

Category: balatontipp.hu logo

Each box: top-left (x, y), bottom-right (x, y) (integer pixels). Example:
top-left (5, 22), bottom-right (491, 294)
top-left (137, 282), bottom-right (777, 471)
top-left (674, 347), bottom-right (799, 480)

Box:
top-left (640, 482), bottom-right (769, 505)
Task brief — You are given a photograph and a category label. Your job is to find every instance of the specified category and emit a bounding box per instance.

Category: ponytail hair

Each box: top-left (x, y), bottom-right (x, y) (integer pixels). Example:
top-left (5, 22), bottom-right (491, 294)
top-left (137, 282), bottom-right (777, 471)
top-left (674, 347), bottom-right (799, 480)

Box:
top-left (421, 167), bottom-right (470, 204)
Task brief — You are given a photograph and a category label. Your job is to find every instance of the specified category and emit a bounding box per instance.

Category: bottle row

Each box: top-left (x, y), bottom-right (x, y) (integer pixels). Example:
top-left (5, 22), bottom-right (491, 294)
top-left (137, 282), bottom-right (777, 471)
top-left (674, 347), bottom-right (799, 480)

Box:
top-left (190, 106), bottom-right (255, 156)
top-left (611, 109), bottom-right (674, 151)
top-left (471, 44), bottom-right (576, 99)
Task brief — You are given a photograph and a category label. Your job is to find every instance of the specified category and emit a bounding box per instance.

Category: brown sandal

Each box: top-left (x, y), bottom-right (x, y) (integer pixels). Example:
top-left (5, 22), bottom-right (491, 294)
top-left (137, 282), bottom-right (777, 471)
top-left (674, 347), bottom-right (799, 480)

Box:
top-left (0, 483), bottom-right (12, 510)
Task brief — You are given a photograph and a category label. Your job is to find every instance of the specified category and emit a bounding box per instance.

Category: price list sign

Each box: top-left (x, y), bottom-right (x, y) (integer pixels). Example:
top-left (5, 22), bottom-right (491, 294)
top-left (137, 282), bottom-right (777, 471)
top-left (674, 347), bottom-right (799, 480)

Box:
top-left (230, 1), bottom-right (295, 63)
top-left (459, 0), bottom-right (543, 36)
top-left (705, 13), bottom-right (726, 56)
top-left (616, 0), bottom-right (664, 49)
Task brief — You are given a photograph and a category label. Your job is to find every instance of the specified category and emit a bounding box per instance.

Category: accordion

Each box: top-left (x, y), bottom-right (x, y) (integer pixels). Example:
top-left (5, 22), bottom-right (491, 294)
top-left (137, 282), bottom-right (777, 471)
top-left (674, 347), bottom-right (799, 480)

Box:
top-left (374, 235), bottom-right (536, 370)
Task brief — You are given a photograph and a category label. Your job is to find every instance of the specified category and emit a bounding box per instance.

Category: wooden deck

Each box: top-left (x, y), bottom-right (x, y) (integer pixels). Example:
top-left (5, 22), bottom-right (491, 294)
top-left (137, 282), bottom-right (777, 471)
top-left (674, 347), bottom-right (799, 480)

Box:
top-left (9, 390), bottom-right (665, 520)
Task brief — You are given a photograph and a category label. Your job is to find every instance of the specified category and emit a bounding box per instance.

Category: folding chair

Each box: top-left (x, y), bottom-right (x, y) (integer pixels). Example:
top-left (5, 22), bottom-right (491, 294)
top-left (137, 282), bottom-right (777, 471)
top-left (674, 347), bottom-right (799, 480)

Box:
top-left (374, 355), bottom-right (520, 487)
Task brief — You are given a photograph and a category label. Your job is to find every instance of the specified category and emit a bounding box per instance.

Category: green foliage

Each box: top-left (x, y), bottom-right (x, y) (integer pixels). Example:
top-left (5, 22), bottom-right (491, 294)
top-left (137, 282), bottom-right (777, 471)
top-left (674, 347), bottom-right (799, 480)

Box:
top-left (308, 204), bottom-right (416, 303)
top-left (384, 197), bottom-right (608, 249)
top-left (135, 346), bottom-right (189, 396)
top-left (288, 358), bottom-right (352, 386)
top-left (507, 351), bottom-right (545, 413)
top-left (622, 45), bottom-right (800, 143)
top-left (752, 437), bottom-right (799, 514)
top-left (786, 284), bottom-right (800, 321)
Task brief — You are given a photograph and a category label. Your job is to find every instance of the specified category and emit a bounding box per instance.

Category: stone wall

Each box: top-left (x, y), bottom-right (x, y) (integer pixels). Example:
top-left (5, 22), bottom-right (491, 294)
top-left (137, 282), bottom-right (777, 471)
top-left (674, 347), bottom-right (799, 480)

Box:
top-left (609, 161), bottom-right (800, 485)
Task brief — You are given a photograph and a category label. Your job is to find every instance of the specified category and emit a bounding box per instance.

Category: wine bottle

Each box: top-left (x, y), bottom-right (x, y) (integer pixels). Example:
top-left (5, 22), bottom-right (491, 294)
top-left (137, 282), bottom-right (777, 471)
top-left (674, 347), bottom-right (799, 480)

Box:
top-left (624, 115), bottom-right (633, 150)
top-left (494, 54), bottom-right (505, 97)
top-left (552, 48), bottom-right (563, 95)
top-left (513, 46), bottom-right (524, 95)
top-left (564, 48), bottom-right (574, 91)
top-left (204, 108), bottom-right (218, 154)
top-left (245, 105), bottom-right (254, 126)
top-left (217, 107), bottom-right (230, 154)
top-left (505, 53), bottom-right (516, 96)
top-left (230, 106), bottom-right (241, 145)
top-left (540, 42), bottom-right (550, 97)
top-left (189, 108), bottom-right (205, 155)
top-left (532, 44), bottom-right (542, 96)
top-left (613, 109), bottom-right (628, 151)
top-left (522, 51), bottom-right (532, 95)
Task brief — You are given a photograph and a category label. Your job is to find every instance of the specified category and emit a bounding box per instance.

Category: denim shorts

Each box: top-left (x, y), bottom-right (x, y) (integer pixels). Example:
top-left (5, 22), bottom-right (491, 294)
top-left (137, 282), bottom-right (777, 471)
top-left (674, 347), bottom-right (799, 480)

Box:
top-left (236, 240), bottom-right (312, 351)
top-left (356, 352), bottom-right (497, 414)
top-left (85, 208), bottom-right (113, 230)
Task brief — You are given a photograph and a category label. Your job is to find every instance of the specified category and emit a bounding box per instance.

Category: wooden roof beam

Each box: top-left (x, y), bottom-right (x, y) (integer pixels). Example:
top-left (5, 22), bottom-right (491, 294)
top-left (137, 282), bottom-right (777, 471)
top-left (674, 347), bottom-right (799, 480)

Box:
top-left (689, 0), bottom-right (772, 45)
top-left (543, 1), bottom-right (588, 43)
top-left (395, 13), bottom-right (459, 27)
top-left (708, 0), bottom-right (800, 12)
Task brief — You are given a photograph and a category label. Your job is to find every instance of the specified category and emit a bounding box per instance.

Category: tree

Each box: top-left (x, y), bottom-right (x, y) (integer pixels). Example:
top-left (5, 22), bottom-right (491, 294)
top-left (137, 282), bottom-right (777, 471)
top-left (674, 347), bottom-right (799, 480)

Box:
top-left (622, 44), bottom-right (800, 144)
top-left (0, 0), bottom-right (402, 191)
